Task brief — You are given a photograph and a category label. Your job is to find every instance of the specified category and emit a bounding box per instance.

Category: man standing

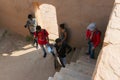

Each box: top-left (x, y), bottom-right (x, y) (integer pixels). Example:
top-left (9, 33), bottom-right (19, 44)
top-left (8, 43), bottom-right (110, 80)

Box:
top-left (59, 23), bottom-right (72, 52)
top-left (25, 14), bottom-right (38, 46)
top-left (25, 14), bottom-right (37, 36)
top-left (35, 25), bottom-right (49, 58)
top-left (86, 22), bottom-right (101, 59)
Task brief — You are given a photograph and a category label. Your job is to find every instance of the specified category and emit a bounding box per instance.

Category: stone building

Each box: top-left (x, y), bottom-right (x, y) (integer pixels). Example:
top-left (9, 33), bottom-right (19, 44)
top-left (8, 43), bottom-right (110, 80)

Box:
top-left (0, 0), bottom-right (114, 47)
top-left (0, 0), bottom-right (120, 80)
top-left (93, 0), bottom-right (120, 80)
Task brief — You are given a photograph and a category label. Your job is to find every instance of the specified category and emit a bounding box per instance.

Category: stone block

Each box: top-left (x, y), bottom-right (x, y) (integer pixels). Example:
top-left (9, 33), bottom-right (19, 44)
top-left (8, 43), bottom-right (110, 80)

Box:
top-left (104, 29), bottom-right (120, 44)
top-left (60, 68), bottom-right (91, 80)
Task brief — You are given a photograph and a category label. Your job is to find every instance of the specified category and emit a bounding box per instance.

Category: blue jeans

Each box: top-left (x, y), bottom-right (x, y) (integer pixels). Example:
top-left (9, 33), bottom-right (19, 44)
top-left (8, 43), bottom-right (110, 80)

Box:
top-left (88, 41), bottom-right (95, 59)
top-left (40, 45), bottom-right (47, 57)
top-left (60, 57), bottom-right (66, 67)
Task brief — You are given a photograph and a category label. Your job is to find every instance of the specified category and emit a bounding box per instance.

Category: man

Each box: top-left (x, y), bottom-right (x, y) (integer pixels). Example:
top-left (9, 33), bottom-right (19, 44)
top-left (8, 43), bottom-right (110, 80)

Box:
top-left (59, 23), bottom-right (72, 51)
top-left (86, 22), bottom-right (101, 59)
top-left (35, 25), bottom-right (49, 58)
top-left (25, 14), bottom-right (37, 46)
top-left (59, 23), bottom-right (67, 42)
top-left (25, 14), bottom-right (37, 35)
top-left (54, 38), bottom-right (72, 67)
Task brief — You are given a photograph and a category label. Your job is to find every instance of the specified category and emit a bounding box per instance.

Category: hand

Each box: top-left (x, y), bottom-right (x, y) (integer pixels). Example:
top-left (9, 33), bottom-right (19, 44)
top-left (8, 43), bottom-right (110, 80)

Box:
top-left (24, 25), bottom-right (27, 28)
top-left (92, 47), bottom-right (95, 50)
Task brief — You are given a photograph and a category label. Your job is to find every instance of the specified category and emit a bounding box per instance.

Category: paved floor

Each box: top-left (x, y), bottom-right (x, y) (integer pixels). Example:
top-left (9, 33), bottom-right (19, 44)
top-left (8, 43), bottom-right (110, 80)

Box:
top-left (0, 29), bottom-right (55, 80)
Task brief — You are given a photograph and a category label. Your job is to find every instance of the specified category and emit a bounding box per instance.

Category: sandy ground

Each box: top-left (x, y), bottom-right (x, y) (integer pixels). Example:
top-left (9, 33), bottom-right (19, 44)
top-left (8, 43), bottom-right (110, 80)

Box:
top-left (0, 29), bottom-right (55, 80)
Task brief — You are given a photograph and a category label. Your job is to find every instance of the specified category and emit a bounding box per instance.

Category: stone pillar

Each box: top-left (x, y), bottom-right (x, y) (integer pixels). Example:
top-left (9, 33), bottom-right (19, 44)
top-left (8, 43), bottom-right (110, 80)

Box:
top-left (93, 1), bottom-right (120, 80)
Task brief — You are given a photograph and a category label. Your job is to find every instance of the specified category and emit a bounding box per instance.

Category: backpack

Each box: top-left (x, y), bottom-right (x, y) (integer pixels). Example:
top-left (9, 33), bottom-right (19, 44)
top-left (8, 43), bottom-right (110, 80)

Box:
top-left (43, 29), bottom-right (47, 36)
top-left (96, 30), bottom-right (101, 37)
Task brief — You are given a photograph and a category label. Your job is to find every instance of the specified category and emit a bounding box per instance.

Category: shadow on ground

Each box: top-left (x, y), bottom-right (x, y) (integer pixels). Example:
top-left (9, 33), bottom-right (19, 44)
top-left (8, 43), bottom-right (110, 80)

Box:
top-left (0, 29), bottom-right (55, 80)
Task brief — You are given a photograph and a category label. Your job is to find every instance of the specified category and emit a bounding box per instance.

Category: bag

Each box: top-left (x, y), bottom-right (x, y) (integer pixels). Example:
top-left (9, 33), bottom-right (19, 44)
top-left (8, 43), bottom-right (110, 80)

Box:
top-left (96, 30), bottom-right (102, 37)
top-left (54, 56), bottom-right (62, 70)
top-left (46, 44), bottom-right (55, 54)
top-left (47, 45), bottom-right (52, 53)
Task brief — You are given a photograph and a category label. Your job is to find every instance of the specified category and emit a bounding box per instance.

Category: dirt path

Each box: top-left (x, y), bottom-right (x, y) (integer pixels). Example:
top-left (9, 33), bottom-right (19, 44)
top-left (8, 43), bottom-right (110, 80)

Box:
top-left (0, 29), bottom-right (55, 80)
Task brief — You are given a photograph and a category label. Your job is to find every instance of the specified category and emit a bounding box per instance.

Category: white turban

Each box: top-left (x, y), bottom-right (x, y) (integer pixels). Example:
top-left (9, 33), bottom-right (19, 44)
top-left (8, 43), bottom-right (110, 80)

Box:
top-left (87, 22), bottom-right (96, 31)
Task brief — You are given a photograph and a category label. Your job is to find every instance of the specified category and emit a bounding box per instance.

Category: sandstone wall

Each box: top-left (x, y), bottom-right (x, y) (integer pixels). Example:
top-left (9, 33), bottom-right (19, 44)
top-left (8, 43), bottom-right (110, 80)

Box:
top-left (0, 0), bottom-right (114, 47)
top-left (93, 1), bottom-right (120, 80)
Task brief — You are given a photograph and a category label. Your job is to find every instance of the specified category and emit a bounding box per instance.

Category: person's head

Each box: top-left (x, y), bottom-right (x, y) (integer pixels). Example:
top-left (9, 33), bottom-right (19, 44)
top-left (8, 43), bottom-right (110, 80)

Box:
top-left (36, 25), bottom-right (41, 32)
top-left (60, 23), bottom-right (65, 32)
top-left (55, 38), bottom-right (62, 46)
top-left (28, 14), bottom-right (33, 20)
top-left (87, 22), bottom-right (96, 31)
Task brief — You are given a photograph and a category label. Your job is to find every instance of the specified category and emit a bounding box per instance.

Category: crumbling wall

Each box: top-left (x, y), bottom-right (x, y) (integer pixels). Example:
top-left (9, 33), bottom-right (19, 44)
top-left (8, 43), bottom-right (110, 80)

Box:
top-left (0, 0), bottom-right (114, 47)
top-left (93, 1), bottom-right (120, 80)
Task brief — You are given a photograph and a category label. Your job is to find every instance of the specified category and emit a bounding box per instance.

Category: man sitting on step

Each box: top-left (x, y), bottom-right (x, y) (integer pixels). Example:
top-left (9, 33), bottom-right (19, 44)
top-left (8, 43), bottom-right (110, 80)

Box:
top-left (54, 38), bottom-right (72, 67)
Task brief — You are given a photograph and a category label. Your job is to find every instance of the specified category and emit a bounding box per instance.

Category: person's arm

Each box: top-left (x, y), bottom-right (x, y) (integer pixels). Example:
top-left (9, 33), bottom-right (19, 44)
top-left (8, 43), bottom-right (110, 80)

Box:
top-left (45, 30), bottom-right (49, 43)
top-left (33, 32), bottom-right (37, 38)
top-left (86, 30), bottom-right (91, 40)
top-left (62, 31), bottom-right (67, 42)
top-left (46, 36), bottom-right (49, 43)
top-left (90, 31), bottom-right (94, 40)
top-left (33, 18), bottom-right (37, 27)
top-left (93, 32), bottom-right (101, 49)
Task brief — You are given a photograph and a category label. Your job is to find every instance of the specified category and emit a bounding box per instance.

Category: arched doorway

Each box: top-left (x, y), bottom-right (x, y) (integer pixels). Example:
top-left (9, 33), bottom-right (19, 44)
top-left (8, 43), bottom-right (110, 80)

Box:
top-left (34, 3), bottom-right (59, 42)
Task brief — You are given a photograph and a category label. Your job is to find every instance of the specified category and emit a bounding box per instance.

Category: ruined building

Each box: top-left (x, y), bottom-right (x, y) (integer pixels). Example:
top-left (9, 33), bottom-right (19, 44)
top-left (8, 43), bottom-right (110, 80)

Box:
top-left (0, 0), bottom-right (120, 80)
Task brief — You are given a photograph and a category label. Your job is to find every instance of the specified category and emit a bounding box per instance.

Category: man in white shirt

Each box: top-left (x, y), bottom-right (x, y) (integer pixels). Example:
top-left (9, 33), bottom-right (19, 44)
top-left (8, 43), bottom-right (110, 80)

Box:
top-left (25, 14), bottom-right (38, 47)
top-left (25, 14), bottom-right (37, 36)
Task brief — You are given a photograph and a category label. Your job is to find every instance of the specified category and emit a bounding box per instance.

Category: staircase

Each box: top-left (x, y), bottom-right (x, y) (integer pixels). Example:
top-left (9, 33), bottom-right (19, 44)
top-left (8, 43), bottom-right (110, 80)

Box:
top-left (48, 48), bottom-right (96, 80)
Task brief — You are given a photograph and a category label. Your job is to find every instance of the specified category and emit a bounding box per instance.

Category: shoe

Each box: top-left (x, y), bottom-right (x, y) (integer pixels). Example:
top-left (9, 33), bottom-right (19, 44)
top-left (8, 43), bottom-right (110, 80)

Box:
top-left (51, 52), bottom-right (55, 57)
top-left (37, 45), bottom-right (40, 49)
top-left (43, 53), bottom-right (47, 58)
top-left (86, 52), bottom-right (90, 55)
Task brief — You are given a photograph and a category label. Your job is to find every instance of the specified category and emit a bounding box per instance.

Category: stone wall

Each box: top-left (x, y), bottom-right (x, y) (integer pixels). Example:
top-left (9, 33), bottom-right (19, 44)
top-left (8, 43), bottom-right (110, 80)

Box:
top-left (93, 1), bottom-right (120, 80)
top-left (0, 0), bottom-right (114, 47)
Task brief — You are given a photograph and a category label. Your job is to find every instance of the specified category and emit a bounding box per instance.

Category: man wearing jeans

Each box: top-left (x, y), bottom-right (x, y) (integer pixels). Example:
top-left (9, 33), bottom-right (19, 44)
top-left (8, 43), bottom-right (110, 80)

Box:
top-left (86, 22), bottom-right (101, 59)
top-left (54, 38), bottom-right (72, 67)
top-left (35, 25), bottom-right (49, 58)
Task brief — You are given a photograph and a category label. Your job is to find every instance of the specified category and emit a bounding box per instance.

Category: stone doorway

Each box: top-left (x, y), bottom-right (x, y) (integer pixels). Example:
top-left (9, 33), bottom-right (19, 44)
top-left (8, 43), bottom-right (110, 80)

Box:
top-left (33, 2), bottom-right (59, 41)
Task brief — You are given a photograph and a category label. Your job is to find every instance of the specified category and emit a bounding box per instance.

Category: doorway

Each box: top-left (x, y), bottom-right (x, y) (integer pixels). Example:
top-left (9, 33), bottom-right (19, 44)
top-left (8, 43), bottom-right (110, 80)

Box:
top-left (34, 3), bottom-right (59, 42)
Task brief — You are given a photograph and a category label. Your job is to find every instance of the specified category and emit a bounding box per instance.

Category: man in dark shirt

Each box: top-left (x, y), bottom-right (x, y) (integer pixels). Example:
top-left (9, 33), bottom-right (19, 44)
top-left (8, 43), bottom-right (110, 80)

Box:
top-left (55, 38), bottom-right (72, 67)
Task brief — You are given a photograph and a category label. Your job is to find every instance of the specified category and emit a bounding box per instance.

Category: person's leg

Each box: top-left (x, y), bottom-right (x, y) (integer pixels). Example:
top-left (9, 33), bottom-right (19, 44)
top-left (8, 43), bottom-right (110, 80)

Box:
top-left (34, 38), bottom-right (38, 48)
top-left (30, 32), bottom-right (36, 46)
top-left (33, 39), bottom-right (36, 46)
top-left (49, 45), bottom-right (55, 57)
top-left (51, 51), bottom-right (55, 57)
top-left (60, 57), bottom-right (66, 67)
top-left (90, 43), bottom-right (95, 59)
top-left (40, 45), bottom-right (47, 58)
top-left (62, 57), bottom-right (66, 66)
top-left (88, 41), bottom-right (91, 55)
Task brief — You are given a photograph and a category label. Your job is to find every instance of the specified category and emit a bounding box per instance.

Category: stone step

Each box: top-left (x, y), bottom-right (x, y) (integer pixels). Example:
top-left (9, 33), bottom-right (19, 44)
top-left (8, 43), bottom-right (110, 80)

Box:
top-left (59, 68), bottom-right (91, 80)
top-left (66, 62), bottom-right (95, 76)
top-left (54, 72), bottom-right (80, 80)
top-left (71, 49), bottom-right (81, 62)
top-left (66, 50), bottom-right (75, 64)
top-left (78, 48), bottom-right (87, 58)
top-left (67, 59), bottom-right (95, 70)
top-left (48, 77), bottom-right (54, 80)
top-left (78, 55), bottom-right (96, 64)
top-left (66, 62), bottom-right (75, 67)
top-left (0, 29), bottom-right (6, 40)
top-left (76, 59), bottom-right (96, 68)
